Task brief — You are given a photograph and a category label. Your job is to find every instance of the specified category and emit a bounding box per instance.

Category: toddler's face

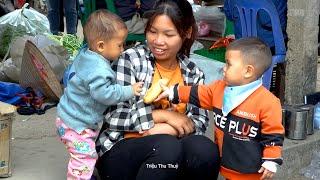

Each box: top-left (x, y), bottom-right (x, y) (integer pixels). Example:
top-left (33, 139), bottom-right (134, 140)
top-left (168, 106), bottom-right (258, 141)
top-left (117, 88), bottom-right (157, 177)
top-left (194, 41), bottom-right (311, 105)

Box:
top-left (99, 29), bottom-right (128, 61)
top-left (223, 50), bottom-right (247, 86)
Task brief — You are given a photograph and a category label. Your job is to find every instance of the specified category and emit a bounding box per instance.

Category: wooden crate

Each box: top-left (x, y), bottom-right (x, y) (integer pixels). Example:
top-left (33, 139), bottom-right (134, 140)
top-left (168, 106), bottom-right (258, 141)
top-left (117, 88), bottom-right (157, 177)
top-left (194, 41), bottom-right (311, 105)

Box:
top-left (0, 102), bottom-right (16, 177)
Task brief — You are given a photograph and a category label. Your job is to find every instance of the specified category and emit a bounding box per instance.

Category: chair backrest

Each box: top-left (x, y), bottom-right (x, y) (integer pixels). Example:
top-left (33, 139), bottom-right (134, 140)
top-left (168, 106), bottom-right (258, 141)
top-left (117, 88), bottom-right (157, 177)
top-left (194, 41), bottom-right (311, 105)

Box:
top-left (232, 0), bottom-right (286, 56)
top-left (231, 0), bottom-right (287, 89)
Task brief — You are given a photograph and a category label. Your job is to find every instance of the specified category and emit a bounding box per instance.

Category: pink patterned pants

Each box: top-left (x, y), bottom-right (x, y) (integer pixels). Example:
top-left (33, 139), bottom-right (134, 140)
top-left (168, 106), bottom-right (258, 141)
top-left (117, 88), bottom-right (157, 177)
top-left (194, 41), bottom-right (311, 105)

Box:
top-left (56, 118), bottom-right (98, 180)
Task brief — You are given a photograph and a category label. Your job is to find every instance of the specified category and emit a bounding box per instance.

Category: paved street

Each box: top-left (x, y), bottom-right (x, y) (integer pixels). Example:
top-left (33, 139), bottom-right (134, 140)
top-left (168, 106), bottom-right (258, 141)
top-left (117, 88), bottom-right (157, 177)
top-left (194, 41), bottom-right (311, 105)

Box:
top-left (7, 107), bottom-right (68, 180)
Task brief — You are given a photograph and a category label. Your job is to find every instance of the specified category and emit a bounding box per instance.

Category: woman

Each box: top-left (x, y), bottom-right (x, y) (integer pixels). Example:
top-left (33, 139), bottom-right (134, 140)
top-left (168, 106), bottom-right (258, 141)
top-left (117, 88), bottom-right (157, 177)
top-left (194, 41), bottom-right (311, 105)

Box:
top-left (96, 0), bottom-right (220, 179)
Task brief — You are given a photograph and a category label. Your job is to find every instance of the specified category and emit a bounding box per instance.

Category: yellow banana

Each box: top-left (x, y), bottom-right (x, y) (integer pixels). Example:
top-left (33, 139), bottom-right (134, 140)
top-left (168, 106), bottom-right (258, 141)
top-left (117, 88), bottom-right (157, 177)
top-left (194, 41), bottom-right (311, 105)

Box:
top-left (143, 78), bottom-right (169, 104)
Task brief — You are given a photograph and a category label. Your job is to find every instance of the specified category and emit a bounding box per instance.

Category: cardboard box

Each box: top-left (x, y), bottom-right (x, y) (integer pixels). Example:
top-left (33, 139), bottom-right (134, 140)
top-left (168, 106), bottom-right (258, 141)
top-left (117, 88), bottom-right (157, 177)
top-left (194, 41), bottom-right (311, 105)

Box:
top-left (0, 101), bottom-right (16, 177)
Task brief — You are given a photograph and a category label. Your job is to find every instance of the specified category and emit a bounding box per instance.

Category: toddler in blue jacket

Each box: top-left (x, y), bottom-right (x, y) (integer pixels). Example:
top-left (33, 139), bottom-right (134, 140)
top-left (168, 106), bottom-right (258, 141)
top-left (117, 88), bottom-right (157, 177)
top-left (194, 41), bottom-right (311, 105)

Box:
top-left (56, 9), bottom-right (143, 180)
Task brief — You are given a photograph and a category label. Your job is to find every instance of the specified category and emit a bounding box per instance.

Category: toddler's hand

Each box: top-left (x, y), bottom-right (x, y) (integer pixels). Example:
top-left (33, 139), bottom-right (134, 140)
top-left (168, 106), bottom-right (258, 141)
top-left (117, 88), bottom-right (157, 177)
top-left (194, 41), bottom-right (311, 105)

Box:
top-left (154, 90), bottom-right (169, 102)
top-left (132, 82), bottom-right (144, 96)
top-left (258, 160), bottom-right (277, 180)
top-left (154, 84), bottom-right (172, 102)
top-left (258, 167), bottom-right (274, 179)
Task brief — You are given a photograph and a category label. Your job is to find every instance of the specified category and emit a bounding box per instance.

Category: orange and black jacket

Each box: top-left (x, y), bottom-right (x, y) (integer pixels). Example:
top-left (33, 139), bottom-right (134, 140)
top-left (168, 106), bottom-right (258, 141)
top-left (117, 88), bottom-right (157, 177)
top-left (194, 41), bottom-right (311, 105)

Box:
top-left (173, 80), bottom-right (284, 179)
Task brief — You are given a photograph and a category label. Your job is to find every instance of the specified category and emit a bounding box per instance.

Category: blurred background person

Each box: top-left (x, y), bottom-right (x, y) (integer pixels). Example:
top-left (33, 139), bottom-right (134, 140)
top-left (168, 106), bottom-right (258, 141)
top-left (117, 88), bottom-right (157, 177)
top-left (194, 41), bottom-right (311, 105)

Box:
top-left (47, 0), bottom-right (78, 35)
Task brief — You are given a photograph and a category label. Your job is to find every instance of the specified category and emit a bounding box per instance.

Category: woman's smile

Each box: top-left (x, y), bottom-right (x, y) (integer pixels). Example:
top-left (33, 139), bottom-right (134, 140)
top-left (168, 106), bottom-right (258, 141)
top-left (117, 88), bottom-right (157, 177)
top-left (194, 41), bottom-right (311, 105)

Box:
top-left (152, 47), bottom-right (166, 56)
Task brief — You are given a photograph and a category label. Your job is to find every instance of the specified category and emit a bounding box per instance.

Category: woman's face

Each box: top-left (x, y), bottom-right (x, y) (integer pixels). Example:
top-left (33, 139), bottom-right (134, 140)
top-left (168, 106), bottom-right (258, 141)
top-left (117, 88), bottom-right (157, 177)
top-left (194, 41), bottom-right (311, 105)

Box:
top-left (146, 15), bottom-right (183, 63)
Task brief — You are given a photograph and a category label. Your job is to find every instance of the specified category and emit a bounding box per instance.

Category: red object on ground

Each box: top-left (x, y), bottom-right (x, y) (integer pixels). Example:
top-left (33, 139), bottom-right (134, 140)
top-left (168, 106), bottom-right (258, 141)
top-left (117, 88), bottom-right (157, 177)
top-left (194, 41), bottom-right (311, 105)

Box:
top-left (209, 37), bottom-right (235, 49)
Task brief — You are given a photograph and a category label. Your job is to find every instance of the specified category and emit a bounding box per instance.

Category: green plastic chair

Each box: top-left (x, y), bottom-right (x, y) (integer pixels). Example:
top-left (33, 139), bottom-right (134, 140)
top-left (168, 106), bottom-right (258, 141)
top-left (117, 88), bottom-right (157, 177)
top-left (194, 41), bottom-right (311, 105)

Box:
top-left (81, 0), bottom-right (145, 43)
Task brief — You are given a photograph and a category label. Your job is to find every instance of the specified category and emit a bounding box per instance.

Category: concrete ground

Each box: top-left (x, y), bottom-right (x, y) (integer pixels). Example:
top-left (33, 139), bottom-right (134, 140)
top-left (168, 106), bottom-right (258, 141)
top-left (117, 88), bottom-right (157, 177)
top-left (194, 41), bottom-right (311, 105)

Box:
top-left (7, 107), bottom-right (67, 180)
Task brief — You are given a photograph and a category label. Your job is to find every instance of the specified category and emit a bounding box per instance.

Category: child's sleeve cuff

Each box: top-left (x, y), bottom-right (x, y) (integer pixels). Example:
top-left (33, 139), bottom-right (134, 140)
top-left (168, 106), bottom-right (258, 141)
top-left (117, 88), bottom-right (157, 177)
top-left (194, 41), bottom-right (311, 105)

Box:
top-left (261, 161), bottom-right (278, 173)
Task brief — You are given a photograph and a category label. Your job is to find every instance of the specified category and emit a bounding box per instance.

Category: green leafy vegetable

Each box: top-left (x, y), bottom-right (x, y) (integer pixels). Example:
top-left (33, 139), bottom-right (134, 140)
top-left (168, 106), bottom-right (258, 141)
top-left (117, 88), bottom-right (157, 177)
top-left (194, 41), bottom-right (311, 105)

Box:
top-left (0, 25), bottom-right (29, 59)
top-left (47, 33), bottom-right (83, 60)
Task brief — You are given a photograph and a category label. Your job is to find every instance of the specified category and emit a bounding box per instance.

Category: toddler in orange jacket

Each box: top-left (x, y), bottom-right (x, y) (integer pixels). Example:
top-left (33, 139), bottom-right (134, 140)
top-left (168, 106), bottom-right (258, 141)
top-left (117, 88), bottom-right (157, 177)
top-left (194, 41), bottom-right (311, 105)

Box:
top-left (156, 37), bottom-right (285, 180)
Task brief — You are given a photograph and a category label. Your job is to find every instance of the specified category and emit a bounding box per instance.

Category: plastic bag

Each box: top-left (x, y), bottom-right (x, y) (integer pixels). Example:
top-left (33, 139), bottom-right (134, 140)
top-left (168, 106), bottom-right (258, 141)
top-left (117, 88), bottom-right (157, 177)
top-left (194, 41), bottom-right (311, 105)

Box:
top-left (1, 57), bottom-right (20, 82)
top-left (192, 5), bottom-right (226, 36)
top-left (0, 3), bottom-right (49, 35)
top-left (190, 40), bottom-right (204, 54)
top-left (0, 3), bottom-right (50, 59)
top-left (0, 81), bottom-right (26, 105)
top-left (189, 53), bottom-right (224, 84)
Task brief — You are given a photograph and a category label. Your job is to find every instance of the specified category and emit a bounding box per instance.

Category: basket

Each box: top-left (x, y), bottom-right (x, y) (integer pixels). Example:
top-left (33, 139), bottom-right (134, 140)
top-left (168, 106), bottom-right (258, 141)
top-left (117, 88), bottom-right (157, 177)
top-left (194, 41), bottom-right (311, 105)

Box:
top-left (19, 40), bottom-right (63, 101)
top-left (0, 101), bottom-right (15, 177)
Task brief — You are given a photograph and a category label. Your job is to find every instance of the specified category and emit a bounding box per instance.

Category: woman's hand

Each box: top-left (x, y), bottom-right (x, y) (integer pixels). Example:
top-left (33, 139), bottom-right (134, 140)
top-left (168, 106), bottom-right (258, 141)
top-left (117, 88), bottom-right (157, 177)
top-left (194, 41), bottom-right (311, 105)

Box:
top-left (142, 123), bottom-right (178, 136)
top-left (152, 109), bottom-right (195, 137)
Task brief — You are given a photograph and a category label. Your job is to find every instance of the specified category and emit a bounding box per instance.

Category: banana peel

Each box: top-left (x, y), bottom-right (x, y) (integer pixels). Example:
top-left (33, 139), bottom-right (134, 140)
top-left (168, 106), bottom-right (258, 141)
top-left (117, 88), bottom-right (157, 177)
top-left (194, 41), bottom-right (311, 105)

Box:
top-left (143, 78), bottom-right (169, 104)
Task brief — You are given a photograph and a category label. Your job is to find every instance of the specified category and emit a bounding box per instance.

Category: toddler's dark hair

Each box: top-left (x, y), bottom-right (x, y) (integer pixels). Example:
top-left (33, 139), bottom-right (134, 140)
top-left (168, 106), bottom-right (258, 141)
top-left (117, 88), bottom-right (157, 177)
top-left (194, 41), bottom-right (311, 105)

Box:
top-left (227, 37), bottom-right (272, 77)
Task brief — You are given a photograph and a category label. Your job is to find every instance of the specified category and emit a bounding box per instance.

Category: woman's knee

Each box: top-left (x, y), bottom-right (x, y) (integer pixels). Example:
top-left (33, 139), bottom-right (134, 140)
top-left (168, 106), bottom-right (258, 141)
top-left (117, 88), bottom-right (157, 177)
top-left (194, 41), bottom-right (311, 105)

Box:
top-left (151, 134), bottom-right (182, 163)
top-left (182, 135), bottom-right (220, 165)
top-left (178, 135), bottom-right (220, 180)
